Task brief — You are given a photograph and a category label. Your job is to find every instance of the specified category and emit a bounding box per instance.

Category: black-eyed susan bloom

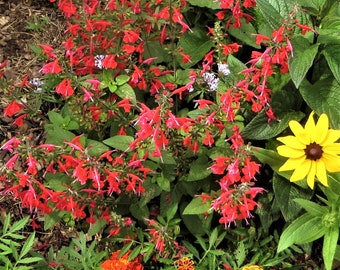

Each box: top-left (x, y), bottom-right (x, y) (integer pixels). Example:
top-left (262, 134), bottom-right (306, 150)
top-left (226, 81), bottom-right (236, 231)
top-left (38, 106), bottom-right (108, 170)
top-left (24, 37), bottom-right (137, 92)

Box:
top-left (277, 112), bottom-right (340, 189)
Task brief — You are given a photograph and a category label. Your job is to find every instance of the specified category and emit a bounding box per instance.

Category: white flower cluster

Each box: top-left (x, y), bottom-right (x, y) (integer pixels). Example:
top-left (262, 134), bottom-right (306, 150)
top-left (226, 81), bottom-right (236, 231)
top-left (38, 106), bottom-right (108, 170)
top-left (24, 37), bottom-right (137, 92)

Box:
top-left (202, 63), bottom-right (230, 91)
top-left (94, 55), bottom-right (105, 69)
top-left (30, 77), bottom-right (44, 93)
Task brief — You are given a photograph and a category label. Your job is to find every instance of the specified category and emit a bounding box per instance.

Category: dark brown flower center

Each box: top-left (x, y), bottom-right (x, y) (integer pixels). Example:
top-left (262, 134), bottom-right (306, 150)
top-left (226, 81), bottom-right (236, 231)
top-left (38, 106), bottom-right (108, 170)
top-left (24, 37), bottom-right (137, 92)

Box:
top-left (305, 142), bottom-right (323, 160)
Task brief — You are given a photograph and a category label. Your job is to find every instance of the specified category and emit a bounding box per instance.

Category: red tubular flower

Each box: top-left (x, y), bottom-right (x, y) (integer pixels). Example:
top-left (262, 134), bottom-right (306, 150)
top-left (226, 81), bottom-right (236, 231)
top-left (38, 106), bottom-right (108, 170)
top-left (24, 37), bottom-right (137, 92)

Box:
top-left (56, 79), bottom-right (74, 97)
top-left (40, 59), bottom-right (63, 74)
top-left (3, 101), bottom-right (26, 117)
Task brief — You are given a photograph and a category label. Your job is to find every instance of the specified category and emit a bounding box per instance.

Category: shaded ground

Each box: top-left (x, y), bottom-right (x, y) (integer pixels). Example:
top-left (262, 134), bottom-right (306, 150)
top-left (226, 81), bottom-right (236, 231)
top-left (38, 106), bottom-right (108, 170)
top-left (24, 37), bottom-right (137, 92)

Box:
top-left (0, 0), bottom-right (64, 83)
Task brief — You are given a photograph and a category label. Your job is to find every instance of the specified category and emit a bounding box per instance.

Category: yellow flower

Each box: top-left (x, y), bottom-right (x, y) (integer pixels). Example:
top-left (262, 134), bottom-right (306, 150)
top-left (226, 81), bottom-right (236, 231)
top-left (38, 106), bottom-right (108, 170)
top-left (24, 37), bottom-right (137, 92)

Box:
top-left (240, 265), bottom-right (263, 270)
top-left (277, 112), bottom-right (340, 189)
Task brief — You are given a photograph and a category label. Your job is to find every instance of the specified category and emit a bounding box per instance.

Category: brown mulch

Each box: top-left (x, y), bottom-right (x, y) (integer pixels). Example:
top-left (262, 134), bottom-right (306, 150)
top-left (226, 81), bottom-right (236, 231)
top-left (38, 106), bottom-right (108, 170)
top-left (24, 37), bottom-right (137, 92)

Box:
top-left (0, 0), bottom-right (65, 84)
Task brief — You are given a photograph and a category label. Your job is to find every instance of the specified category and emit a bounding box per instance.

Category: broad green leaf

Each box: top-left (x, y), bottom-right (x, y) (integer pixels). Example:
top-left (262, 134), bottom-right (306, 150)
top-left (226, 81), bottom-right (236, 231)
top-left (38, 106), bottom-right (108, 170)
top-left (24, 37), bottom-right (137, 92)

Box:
top-left (256, 0), bottom-right (285, 29)
top-left (277, 213), bottom-right (326, 252)
top-left (323, 45), bottom-right (340, 84)
top-left (45, 172), bottom-right (72, 192)
top-left (186, 0), bottom-right (220, 9)
top-left (299, 78), bottom-right (340, 129)
top-left (166, 201), bottom-right (178, 221)
top-left (289, 36), bottom-right (319, 88)
top-left (186, 155), bottom-right (211, 181)
top-left (242, 87), bottom-right (304, 140)
top-left (294, 198), bottom-right (326, 217)
top-left (86, 139), bottom-right (110, 156)
top-left (155, 174), bottom-right (171, 192)
top-left (323, 226), bottom-right (339, 270)
top-left (103, 135), bottom-right (134, 151)
top-left (116, 84), bottom-right (136, 103)
top-left (183, 197), bottom-right (211, 215)
top-left (45, 125), bottom-right (75, 145)
top-left (129, 203), bottom-right (149, 220)
top-left (251, 147), bottom-right (290, 179)
top-left (47, 111), bottom-right (64, 126)
top-left (273, 174), bottom-right (312, 221)
top-left (178, 27), bottom-right (213, 69)
top-left (228, 19), bottom-right (260, 48)
top-left (115, 74), bottom-right (130, 85)
top-left (242, 111), bottom-right (304, 140)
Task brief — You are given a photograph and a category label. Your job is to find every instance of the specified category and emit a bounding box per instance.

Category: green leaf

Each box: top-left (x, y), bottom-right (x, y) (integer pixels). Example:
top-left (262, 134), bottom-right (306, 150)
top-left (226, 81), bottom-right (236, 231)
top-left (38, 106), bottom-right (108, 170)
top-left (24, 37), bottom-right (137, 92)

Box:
top-left (186, 155), bottom-right (211, 181)
top-left (47, 111), bottom-right (64, 126)
top-left (19, 233), bottom-right (35, 259)
top-left (116, 84), bottom-right (136, 103)
top-left (299, 78), bottom-right (340, 129)
top-left (242, 111), bottom-right (304, 140)
top-left (251, 147), bottom-right (292, 180)
top-left (9, 216), bottom-right (29, 233)
top-left (242, 87), bottom-right (304, 140)
top-left (294, 198), bottom-right (326, 217)
top-left (103, 135), bottom-right (134, 151)
top-left (289, 36), bottom-right (319, 88)
top-left (186, 0), bottom-right (220, 9)
top-left (128, 245), bottom-right (142, 261)
top-left (228, 19), bottom-right (260, 48)
top-left (256, 0), bottom-right (285, 29)
top-left (277, 213), bottom-right (326, 252)
top-left (183, 197), bottom-right (211, 215)
top-left (155, 174), bottom-right (170, 192)
top-left (86, 139), bottom-right (110, 157)
top-left (45, 125), bottom-right (75, 145)
top-left (323, 226), bottom-right (339, 270)
top-left (43, 211), bottom-right (64, 230)
top-left (178, 27), bottom-right (213, 69)
top-left (140, 179), bottom-right (162, 206)
top-left (16, 257), bottom-right (44, 264)
top-left (115, 74), bottom-right (130, 85)
top-left (273, 174), bottom-right (312, 221)
top-left (323, 45), bottom-right (340, 84)
top-left (208, 227), bottom-right (218, 249)
top-left (183, 240), bottom-right (200, 259)
top-left (87, 219), bottom-right (106, 237)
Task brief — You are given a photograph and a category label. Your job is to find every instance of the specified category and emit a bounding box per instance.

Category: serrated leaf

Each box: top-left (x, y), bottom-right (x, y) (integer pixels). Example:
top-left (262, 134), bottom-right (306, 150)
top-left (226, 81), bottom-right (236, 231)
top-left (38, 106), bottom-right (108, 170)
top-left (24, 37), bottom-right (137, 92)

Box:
top-left (16, 256), bottom-right (43, 264)
top-left (323, 226), bottom-right (339, 270)
top-left (242, 111), bottom-right (304, 140)
top-left (103, 135), bottom-right (134, 151)
top-left (186, 155), bottom-right (211, 181)
top-left (289, 36), bottom-right (319, 88)
top-left (43, 211), bottom-right (64, 230)
top-left (273, 174), bottom-right (313, 221)
top-left (299, 78), bottom-right (340, 129)
top-left (256, 0), bottom-right (285, 29)
top-left (323, 45), bottom-right (340, 84)
top-left (129, 245), bottom-right (142, 261)
top-left (9, 216), bottom-right (29, 234)
top-left (178, 27), bottom-right (213, 69)
top-left (277, 213), bottom-right (326, 252)
top-left (183, 197), bottom-right (211, 215)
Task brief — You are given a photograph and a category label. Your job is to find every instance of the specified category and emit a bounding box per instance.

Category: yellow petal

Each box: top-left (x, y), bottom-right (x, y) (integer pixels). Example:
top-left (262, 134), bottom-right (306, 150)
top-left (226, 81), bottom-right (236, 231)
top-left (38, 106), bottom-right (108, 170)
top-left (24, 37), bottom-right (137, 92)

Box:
top-left (315, 113), bottom-right (329, 144)
top-left (289, 121), bottom-right (310, 145)
top-left (290, 159), bottom-right (311, 182)
top-left (279, 157), bottom-right (305, 171)
top-left (316, 160), bottom-right (328, 187)
top-left (305, 112), bottom-right (316, 142)
top-left (277, 145), bottom-right (305, 158)
top-left (306, 161), bottom-right (316, 189)
top-left (321, 153), bottom-right (340, 172)
top-left (320, 129), bottom-right (340, 146)
top-left (322, 143), bottom-right (340, 155)
top-left (277, 136), bottom-right (306, 149)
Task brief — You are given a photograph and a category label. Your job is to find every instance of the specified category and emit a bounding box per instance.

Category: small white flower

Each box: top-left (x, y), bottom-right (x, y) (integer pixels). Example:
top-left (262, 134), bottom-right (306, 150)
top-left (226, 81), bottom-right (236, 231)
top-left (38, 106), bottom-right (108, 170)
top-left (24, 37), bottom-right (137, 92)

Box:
top-left (217, 63), bottom-right (231, 76)
top-left (94, 55), bottom-right (106, 69)
top-left (203, 72), bottom-right (219, 92)
top-left (30, 77), bottom-right (44, 93)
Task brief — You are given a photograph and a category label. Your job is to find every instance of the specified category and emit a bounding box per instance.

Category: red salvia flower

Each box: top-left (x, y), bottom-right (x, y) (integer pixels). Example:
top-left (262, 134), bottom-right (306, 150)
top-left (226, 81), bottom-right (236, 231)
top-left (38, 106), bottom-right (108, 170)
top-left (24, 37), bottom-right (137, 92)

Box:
top-left (56, 78), bottom-right (74, 97)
